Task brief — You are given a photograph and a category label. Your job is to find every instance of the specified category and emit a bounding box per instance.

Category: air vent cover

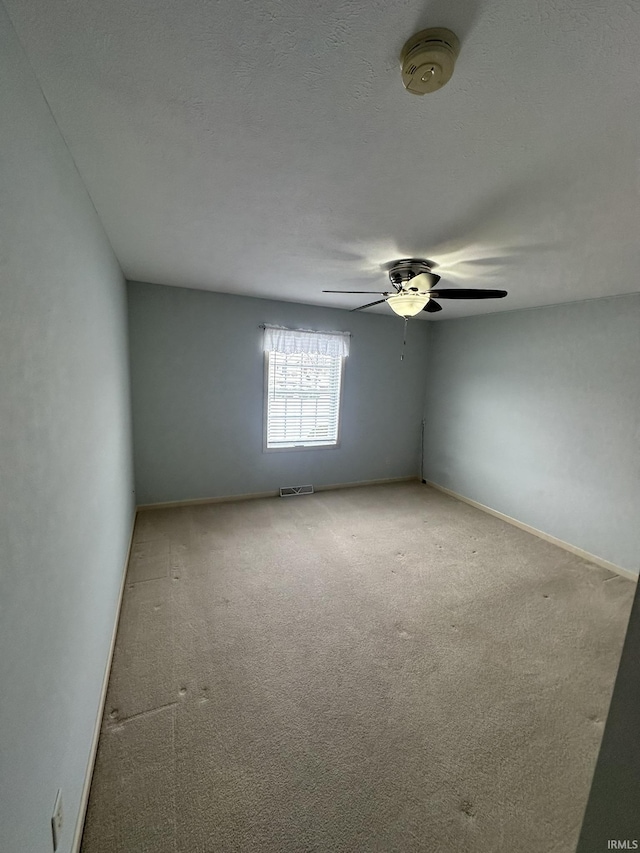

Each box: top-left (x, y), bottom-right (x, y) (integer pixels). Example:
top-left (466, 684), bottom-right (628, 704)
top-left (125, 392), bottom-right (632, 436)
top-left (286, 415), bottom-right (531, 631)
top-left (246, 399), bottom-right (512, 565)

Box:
top-left (280, 484), bottom-right (314, 497)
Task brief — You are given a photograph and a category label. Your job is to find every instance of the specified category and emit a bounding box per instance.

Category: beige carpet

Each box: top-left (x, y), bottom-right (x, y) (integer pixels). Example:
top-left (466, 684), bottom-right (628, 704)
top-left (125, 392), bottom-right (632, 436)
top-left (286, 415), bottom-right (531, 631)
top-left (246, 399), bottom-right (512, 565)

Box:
top-left (81, 483), bottom-right (634, 853)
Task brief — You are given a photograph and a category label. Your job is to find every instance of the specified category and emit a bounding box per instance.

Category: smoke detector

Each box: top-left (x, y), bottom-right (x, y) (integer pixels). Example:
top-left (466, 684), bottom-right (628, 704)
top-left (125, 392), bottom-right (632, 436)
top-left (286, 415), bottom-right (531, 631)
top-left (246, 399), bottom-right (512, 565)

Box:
top-left (400, 28), bottom-right (460, 95)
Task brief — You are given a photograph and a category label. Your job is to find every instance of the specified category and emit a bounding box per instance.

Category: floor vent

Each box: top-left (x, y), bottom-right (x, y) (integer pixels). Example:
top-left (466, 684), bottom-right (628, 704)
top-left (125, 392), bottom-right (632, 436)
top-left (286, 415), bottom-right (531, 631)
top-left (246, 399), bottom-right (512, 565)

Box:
top-left (280, 484), bottom-right (314, 497)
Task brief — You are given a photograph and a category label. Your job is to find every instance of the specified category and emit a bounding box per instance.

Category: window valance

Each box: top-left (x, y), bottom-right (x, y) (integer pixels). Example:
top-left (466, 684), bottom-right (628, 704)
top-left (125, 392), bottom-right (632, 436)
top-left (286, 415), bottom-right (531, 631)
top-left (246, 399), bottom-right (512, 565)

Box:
top-left (262, 325), bottom-right (350, 358)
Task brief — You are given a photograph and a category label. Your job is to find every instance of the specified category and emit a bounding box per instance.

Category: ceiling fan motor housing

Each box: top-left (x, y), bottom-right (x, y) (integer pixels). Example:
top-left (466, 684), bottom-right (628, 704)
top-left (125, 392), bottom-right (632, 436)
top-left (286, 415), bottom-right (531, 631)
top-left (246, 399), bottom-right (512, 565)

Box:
top-left (400, 28), bottom-right (460, 95)
top-left (388, 259), bottom-right (440, 289)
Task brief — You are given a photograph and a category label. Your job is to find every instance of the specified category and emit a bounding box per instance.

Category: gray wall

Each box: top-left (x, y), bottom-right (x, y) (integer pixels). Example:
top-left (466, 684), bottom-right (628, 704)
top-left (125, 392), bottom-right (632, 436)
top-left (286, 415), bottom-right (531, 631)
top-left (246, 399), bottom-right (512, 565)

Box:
top-left (423, 295), bottom-right (640, 574)
top-left (0, 7), bottom-right (135, 852)
top-left (128, 281), bottom-right (429, 505)
top-left (578, 578), bottom-right (640, 849)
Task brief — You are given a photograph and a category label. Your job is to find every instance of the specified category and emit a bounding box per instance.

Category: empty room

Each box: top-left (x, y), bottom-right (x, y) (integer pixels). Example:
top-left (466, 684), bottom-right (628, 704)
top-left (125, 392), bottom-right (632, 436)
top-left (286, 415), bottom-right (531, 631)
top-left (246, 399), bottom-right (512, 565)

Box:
top-left (2, 0), bottom-right (640, 851)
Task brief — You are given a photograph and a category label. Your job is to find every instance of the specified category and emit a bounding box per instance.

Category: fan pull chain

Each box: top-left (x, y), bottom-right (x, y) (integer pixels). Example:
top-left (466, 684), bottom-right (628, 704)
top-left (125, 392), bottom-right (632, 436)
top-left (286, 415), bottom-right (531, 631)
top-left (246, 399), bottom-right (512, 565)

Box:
top-left (401, 316), bottom-right (408, 361)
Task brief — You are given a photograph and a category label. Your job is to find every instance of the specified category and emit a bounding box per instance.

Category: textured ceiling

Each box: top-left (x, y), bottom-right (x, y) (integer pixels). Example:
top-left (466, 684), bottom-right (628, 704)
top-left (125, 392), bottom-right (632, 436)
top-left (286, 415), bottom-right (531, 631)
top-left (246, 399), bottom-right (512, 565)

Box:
top-left (5, 0), bottom-right (640, 318)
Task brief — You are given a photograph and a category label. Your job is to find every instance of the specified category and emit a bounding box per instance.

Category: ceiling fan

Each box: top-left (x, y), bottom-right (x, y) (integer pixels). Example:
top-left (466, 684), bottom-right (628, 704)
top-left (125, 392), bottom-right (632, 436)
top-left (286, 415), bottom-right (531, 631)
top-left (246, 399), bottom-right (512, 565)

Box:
top-left (323, 258), bottom-right (507, 317)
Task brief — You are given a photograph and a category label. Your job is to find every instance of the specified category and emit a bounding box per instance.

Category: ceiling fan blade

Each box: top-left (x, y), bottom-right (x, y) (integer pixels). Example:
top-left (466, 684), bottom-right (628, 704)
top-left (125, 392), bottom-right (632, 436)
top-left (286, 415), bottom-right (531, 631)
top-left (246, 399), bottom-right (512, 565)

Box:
top-left (322, 290), bottom-right (389, 294)
top-left (431, 288), bottom-right (508, 299)
top-left (423, 300), bottom-right (443, 313)
top-left (351, 298), bottom-right (389, 311)
top-left (408, 272), bottom-right (441, 290)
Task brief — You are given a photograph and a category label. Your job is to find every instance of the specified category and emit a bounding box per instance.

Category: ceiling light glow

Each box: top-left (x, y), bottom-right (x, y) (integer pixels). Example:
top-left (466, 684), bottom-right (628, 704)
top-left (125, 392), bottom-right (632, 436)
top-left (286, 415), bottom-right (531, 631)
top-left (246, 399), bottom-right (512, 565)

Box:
top-left (387, 292), bottom-right (430, 317)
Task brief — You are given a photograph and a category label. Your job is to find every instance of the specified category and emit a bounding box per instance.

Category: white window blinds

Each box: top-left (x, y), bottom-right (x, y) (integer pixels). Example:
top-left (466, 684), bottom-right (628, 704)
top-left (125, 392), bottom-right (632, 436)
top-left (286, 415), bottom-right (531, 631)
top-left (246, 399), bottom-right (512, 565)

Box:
top-left (263, 327), bottom-right (349, 449)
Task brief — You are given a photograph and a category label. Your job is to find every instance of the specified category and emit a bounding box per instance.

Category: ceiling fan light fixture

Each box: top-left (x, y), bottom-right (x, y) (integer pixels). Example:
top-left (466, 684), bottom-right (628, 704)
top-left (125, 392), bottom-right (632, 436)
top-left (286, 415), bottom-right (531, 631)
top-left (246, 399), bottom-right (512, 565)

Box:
top-left (387, 292), bottom-right (430, 317)
top-left (323, 258), bottom-right (507, 315)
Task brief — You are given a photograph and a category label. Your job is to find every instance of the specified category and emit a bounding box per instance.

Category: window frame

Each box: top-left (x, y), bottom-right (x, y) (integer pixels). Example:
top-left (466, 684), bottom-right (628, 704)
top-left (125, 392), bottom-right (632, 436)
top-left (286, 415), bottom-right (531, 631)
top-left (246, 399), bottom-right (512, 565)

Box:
top-left (262, 349), bottom-right (346, 453)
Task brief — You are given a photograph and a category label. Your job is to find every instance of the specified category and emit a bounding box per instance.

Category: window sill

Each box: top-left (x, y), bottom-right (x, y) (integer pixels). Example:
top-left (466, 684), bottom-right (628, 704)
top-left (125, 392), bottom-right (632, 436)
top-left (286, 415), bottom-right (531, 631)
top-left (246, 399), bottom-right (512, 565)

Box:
top-left (263, 442), bottom-right (341, 453)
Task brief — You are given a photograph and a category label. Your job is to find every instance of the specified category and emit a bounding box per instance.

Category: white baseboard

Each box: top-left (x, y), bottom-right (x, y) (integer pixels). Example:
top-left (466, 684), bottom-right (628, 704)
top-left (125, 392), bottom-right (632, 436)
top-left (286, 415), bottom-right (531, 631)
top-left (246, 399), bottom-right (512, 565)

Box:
top-left (137, 489), bottom-right (279, 510)
top-left (424, 480), bottom-right (637, 583)
top-left (315, 475), bottom-right (418, 493)
top-left (136, 476), bottom-right (419, 511)
top-left (71, 510), bottom-right (137, 853)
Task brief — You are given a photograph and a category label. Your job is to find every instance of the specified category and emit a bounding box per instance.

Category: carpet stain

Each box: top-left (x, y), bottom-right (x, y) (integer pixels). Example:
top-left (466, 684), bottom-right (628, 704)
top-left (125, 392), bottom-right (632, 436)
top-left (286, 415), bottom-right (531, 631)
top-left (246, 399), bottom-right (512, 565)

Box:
top-left (460, 800), bottom-right (477, 818)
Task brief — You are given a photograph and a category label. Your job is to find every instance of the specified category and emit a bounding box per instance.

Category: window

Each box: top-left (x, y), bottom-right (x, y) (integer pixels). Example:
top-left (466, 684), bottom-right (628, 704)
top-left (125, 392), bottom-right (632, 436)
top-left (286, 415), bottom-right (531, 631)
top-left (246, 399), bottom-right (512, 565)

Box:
top-left (263, 326), bottom-right (350, 450)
